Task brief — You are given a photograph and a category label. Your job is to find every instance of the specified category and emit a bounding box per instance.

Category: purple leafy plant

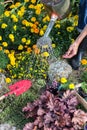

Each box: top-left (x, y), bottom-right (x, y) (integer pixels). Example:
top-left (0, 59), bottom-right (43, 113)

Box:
top-left (22, 90), bottom-right (87, 130)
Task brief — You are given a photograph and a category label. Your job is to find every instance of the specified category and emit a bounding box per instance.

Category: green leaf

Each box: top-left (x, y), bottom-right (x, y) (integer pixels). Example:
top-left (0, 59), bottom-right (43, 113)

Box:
top-left (0, 0), bottom-right (4, 16)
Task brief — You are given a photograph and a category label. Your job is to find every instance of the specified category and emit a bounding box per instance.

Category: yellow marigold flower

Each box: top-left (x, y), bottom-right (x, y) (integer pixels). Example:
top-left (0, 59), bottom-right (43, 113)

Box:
top-left (26, 39), bottom-right (31, 45)
top-left (21, 37), bottom-right (27, 43)
top-left (66, 26), bottom-right (74, 32)
top-left (31, 28), bottom-right (34, 33)
top-left (5, 77), bottom-right (11, 83)
top-left (4, 49), bottom-right (9, 54)
top-left (11, 14), bottom-right (16, 19)
top-left (43, 25), bottom-right (47, 30)
top-left (31, 0), bottom-right (36, 4)
top-left (73, 15), bottom-right (78, 20)
top-left (39, 29), bottom-right (44, 36)
top-left (4, 11), bottom-right (10, 17)
top-left (34, 48), bottom-right (40, 54)
top-left (13, 17), bottom-right (18, 22)
top-left (10, 4), bottom-right (15, 9)
top-left (7, 64), bottom-right (11, 69)
top-left (35, 9), bottom-right (41, 15)
top-left (31, 17), bottom-right (36, 22)
top-left (27, 47), bottom-right (32, 53)
top-left (73, 20), bottom-right (78, 26)
top-left (52, 44), bottom-right (56, 48)
top-left (28, 4), bottom-right (35, 9)
top-left (13, 25), bottom-right (17, 31)
top-left (9, 34), bottom-right (14, 42)
top-left (18, 45), bottom-right (23, 50)
top-left (2, 42), bottom-right (8, 47)
top-left (71, 38), bottom-right (75, 44)
top-left (69, 83), bottom-right (75, 89)
top-left (42, 52), bottom-right (49, 57)
top-left (60, 77), bottom-right (67, 84)
top-left (34, 28), bottom-right (39, 34)
top-left (55, 24), bottom-right (60, 28)
top-left (1, 23), bottom-right (7, 29)
top-left (11, 15), bottom-right (18, 22)
top-left (15, 2), bottom-right (21, 7)
top-left (24, 0), bottom-right (29, 2)
top-left (81, 59), bottom-right (87, 65)
top-left (0, 46), bottom-right (2, 50)
top-left (32, 44), bottom-right (37, 49)
top-left (58, 32), bottom-right (61, 34)
top-left (0, 36), bottom-right (2, 41)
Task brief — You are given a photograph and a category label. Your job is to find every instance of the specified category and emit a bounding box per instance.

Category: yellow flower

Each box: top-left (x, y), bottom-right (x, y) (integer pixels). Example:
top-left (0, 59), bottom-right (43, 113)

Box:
top-left (0, 46), bottom-right (2, 50)
top-left (39, 29), bottom-right (44, 36)
top-left (55, 24), bottom-right (60, 28)
top-left (18, 45), bottom-right (23, 50)
top-left (21, 38), bottom-right (27, 43)
top-left (9, 34), bottom-right (14, 42)
top-left (81, 59), bottom-right (87, 65)
top-left (24, 0), bottom-right (29, 2)
top-left (60, 77), bottom-right (67, 84)
top-left (4, 11), bottom-right (10, 17)
top-left (15, 2), bottom-right (21, 7)
top-left (5, 77), bottom-right (11, 83)
top-left (13, 17), bottom-right (18, 22)
top-left (26, 39), bottom-right (31, 45)
top-left (66, 26), bottom-right (74, 32)
top-left (42, 52), bottom-right (49, 57)
top-left (1, 23), bottom-right (7, 29)
top-left (31, 0), bottom-right (36, 4)
top-left (7, 64), bottom-right (11, 69)
top-left (4, 49), bottom-right (9, 54)
top-left (27, 47), bottom-right (32, 53)
top-left (31, 17), bottom-right (36, 22)
top-left (18, 10), bottom-right (24, 17)
top-left (0, 36), bottom-right (2, 41)
top-left (13, 25), bottom-right (17, 31)
top-left (2, 42), bottom-right (8, 47)
top-left (28, 4), bottom-right (35, 9)
top-left (52, 44), bottom-right (56, 48)
top-left (69, 83), bottom-right (75, 89)
top-left (71, 38), bottom-right (75, 44)
top-left (35, 9), bottom-right (41, 15)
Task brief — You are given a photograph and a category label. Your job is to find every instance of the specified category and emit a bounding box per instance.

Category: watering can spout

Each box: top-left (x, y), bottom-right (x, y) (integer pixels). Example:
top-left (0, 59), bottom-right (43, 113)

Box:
top-left (41, 0), bottom-right (71, 20)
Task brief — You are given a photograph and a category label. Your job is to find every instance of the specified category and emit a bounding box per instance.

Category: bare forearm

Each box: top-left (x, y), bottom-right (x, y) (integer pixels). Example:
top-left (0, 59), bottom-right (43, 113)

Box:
top-left (75, 25), bottom-right (87, 46)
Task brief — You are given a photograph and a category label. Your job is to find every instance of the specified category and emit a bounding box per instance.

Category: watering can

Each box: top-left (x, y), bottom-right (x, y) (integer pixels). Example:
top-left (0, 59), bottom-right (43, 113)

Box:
top-left (41, 0), bottom-right (71, 19)
top-left (37, 0), bottom-right (71, 61)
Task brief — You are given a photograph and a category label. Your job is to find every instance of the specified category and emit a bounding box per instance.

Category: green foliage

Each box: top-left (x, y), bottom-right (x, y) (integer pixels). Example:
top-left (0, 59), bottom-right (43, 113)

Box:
top-left (0, 50), bottom-right (9, 69)
top-left (0, 0), bottom-right (4, 16)
top-left (81, 82), bottom-right (87, 93)
top-left (81, 71), bottom-right (87, 83)
top-left (0, 84), bottom-right (40, 129)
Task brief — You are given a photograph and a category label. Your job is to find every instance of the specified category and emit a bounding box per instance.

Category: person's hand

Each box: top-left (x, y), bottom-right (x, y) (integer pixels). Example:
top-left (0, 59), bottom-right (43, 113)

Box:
top-left (62, 42), bottom-right (79, 58)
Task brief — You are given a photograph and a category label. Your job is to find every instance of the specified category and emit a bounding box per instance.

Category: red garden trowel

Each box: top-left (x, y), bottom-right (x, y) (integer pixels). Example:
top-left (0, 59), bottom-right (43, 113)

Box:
top-left (0, 80), bottom-right (32, 101)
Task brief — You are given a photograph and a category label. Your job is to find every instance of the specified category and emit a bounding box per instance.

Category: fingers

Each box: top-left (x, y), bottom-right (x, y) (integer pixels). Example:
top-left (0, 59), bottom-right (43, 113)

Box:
top-left (62, 49), bottom-right (76, 59)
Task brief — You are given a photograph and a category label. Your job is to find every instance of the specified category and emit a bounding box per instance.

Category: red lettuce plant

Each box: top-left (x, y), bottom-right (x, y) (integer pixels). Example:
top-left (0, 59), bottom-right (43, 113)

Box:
top-left (22, 90), bottom-right (87, 130)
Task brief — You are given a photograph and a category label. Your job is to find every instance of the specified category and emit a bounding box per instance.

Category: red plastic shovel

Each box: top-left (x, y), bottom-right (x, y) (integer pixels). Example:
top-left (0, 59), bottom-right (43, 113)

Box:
top-left (0, 80), bottom-right (32, 101)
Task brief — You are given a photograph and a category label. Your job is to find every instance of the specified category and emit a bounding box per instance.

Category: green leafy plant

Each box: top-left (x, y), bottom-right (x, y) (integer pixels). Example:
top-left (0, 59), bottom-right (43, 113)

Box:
top-left (0, 50), bottom-right (9, 69)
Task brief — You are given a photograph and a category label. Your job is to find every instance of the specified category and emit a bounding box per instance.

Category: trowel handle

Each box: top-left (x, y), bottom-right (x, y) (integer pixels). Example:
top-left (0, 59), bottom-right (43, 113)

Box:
top-left (0, 95), bottom-right (6, 101)
top-left (44, 13), bottom-right (58, 37)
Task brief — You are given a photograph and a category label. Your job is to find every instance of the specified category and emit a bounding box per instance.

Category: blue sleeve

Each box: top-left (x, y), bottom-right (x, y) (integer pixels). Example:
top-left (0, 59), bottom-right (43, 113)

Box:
top-left (78, 0), bottom-right (87, 30)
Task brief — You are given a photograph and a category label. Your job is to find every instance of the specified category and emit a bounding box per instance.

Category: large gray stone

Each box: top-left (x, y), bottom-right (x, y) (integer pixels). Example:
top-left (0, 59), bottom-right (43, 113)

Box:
top-left (48, 60), bottom-right (72, 81)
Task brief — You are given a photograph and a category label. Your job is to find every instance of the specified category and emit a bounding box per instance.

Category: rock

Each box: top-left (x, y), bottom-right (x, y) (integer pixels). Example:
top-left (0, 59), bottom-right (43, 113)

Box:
top-left (0, 123), bottom-right (17, 130)
top-left (48, 60), bottom-right (72, 81)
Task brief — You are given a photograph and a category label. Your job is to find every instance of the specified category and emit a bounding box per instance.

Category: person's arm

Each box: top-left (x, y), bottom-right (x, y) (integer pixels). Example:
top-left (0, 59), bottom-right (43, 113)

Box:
top-left (62, 25), bottom-right (87, 58)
